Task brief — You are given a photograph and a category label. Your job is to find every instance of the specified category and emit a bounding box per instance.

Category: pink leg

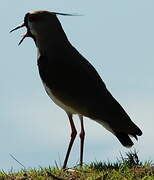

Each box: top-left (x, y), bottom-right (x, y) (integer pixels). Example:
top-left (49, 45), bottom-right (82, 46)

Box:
top-left (63, 112), bottom-right (77, 169)
top-left (79, 115), bottom-right (85, 167)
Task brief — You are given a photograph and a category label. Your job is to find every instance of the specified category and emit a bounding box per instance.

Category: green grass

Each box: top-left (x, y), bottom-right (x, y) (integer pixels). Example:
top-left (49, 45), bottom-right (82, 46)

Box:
top-left (0, 150), bottom-right (154, 180)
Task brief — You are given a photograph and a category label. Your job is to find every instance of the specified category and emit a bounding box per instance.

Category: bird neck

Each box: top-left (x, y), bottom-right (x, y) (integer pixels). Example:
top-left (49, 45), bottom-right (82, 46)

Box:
top-left (35, 28), bottom-right (71, 56)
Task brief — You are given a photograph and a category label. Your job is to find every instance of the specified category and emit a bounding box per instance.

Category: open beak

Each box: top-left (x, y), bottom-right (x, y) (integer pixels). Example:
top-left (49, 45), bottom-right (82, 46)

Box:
top-left (10, 23), bottom-right (29, 45)
top-left (10, 23), bottom-right (25, 33)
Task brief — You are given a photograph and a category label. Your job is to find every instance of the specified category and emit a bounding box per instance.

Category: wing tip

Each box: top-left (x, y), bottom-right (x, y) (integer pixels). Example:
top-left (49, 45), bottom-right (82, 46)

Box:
top-left (114, 131), bottom-right (135, 147)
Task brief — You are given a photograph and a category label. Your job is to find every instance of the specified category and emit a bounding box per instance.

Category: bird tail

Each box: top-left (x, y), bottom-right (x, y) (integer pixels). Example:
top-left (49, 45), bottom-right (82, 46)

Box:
top-left (114, 127), bottom-right (142, 147)
top-left (113, 131), bottom-right (136, 147)
top-left (95, 119), bottom-right (142, 148)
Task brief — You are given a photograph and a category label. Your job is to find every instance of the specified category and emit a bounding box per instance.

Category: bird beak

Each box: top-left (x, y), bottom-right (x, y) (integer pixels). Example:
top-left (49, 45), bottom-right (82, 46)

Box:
top-left (10, 23), bottom-right (25, 33)
top-left (10, 23), bottom-right (29, 45)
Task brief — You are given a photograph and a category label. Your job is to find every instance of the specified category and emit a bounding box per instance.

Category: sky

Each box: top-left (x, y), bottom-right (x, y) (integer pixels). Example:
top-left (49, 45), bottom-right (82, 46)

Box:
top-left (0, 0), bottom-right (154, 171)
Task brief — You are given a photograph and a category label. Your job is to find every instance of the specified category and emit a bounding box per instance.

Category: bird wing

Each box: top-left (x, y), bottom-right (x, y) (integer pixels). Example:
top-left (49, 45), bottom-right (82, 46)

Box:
top-left (38, 47), bottom-right (108, 115)
top-left (37, 46), bottom-right (142, 137)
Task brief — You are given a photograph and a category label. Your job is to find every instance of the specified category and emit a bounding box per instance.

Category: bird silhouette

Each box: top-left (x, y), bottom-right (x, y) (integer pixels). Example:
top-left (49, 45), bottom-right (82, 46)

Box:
top-left (11, 10), bottom-right (142, 169)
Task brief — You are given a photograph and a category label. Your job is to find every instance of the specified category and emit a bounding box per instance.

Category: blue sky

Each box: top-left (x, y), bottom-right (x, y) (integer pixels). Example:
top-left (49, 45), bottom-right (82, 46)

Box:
top-left (0, 0), bottom-right (154, 171)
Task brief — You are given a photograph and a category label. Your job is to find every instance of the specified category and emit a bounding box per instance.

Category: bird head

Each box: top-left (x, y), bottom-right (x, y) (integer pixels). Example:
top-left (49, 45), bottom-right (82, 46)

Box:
top-left (10, 11), bottom-right (75, 45)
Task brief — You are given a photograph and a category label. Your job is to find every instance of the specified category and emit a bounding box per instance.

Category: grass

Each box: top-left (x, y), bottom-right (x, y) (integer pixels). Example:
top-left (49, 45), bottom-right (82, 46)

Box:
top-left (0, 150), bottom-right (154, 180)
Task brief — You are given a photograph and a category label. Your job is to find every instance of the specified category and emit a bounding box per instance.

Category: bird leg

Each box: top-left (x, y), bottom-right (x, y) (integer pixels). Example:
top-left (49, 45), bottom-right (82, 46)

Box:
top-left (63, 113), bottom-right (77, 169)
top-left (79, 115), bottom-right (85, 167)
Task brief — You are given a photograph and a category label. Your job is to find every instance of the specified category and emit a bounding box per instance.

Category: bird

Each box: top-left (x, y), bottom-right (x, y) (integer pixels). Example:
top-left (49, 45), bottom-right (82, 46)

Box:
top-left (10, 10), bottom-right (142, 169)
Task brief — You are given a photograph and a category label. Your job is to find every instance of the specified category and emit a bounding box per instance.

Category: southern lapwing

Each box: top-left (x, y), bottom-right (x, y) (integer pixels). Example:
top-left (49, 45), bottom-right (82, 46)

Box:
top-left (11, 10), bottom-right (142, 168)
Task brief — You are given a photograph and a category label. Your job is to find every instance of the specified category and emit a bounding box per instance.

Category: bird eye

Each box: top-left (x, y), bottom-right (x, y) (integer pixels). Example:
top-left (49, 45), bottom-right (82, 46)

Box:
top-left (28, 14), bottom-right (39, 22)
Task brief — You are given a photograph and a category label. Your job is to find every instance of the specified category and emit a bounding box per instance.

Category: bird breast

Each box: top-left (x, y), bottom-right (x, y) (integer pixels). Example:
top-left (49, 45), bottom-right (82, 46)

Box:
top-left (43, 82), bottom-right (78, 114)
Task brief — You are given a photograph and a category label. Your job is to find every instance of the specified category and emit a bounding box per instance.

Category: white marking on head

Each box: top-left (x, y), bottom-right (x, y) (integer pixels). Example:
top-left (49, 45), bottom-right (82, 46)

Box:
top-left (27, 20), bottom-right (37, 36)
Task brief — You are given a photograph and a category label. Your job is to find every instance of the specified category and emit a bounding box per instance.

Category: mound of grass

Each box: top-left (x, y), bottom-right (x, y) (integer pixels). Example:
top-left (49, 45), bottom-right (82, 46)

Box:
top-left (0, 150), bottom-right (153, 180)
